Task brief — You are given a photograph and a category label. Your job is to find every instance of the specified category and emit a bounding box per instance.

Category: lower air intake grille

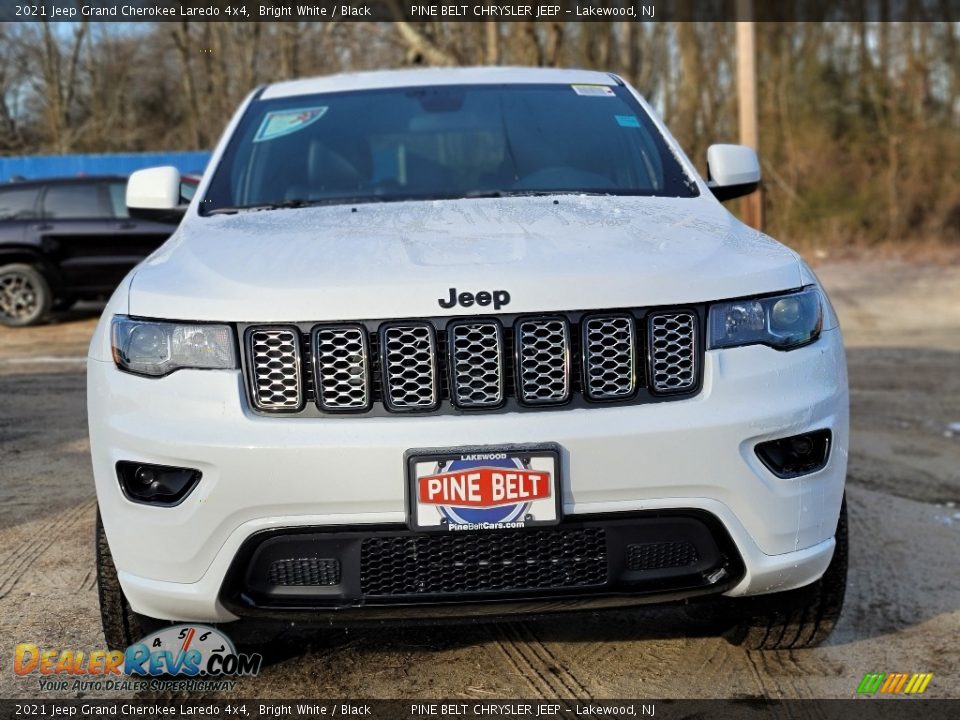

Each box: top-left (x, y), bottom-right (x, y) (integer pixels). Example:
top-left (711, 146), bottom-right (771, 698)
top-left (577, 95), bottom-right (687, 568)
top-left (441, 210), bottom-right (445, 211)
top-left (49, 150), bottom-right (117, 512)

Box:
top-left (626, 541), bottom-right (699, 571)
top-left (360, 528), bottom-right (608, 596)
top-left (267, 558), bottom-right (341, 586)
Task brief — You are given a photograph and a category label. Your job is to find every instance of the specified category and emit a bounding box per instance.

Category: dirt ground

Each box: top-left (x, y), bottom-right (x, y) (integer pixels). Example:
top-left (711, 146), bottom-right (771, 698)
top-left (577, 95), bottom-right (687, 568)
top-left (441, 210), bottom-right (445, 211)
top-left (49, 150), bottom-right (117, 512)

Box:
top-left (1, 260), bottom-right (958, 700)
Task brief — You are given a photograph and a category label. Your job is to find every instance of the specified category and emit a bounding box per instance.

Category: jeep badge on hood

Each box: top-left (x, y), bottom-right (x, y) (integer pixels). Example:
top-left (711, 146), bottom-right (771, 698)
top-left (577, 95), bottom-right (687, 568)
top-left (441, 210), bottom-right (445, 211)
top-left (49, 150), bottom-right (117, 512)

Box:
top-left (438, 288), bottom-right (511, 310)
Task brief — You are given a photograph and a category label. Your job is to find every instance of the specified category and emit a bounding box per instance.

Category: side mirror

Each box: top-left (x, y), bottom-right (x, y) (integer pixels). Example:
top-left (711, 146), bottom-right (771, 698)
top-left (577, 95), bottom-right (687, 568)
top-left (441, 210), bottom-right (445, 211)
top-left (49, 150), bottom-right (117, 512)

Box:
top-left (126, 166), bottom-right (185, 223)
top-left (706, 144), bottom-right (761, 202)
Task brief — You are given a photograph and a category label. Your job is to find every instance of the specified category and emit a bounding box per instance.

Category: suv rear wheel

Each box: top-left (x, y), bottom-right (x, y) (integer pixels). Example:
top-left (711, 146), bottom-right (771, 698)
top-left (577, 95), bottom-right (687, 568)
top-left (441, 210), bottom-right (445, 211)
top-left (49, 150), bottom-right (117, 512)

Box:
top-left (728, 494), bottom-right (848, 650)
top-left (0, 263), bottom-right (52, 326)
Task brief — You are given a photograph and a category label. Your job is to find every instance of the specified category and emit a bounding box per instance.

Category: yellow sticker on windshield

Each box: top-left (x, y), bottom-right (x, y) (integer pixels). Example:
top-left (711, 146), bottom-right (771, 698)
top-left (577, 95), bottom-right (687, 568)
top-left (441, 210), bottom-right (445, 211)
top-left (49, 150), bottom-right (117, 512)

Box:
top-left (253, 106), bottom-right (327, 142)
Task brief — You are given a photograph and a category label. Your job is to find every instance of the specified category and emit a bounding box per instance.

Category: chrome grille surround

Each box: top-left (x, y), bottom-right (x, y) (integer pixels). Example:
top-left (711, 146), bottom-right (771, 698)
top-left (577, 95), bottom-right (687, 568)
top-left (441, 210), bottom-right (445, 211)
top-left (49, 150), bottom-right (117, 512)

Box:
top-left (380, 323), bottom-right (439, 411)
top-left (246, 327), bottom-right (303, 411)
top-left (449, 320), bottom-right (504, 408)
top-left (583, 315), bottom-right (637, 400)
top-left (516, 317), bottom-right (571, 404)
top-left (313, 325), bottom-right (370, 411)
top-left (648, 311), bottom-right (697, 393)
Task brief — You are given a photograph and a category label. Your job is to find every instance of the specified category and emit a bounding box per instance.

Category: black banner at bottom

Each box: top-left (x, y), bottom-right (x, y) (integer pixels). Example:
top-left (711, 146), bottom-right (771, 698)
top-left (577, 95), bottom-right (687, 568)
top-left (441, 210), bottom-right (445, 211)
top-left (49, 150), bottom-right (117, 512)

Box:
top-left (1, 700), bottom-right (958, 720)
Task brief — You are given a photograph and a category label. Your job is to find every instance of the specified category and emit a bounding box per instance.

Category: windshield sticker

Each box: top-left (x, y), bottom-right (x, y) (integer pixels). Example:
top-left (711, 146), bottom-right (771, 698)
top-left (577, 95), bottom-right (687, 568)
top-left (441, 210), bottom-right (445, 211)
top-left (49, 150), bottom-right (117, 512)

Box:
top-left (572, 84), bottom-right (615, 97)
top-left (253, 106), bottom-right (327, 143)
top-left (615, 114), bottom-right (641, 128)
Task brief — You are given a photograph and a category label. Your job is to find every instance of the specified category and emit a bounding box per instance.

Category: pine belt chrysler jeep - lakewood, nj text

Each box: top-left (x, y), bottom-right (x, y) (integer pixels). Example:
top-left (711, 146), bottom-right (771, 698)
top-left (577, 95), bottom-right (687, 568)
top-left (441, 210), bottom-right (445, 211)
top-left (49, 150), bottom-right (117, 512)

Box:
top-left (88, 67), bottom-right (848, 652)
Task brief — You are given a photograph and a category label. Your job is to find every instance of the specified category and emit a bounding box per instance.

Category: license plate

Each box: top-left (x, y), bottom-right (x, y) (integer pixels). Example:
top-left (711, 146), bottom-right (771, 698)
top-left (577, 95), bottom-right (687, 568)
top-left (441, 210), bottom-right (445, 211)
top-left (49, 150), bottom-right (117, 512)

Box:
top-left (406, 445), bottom-right (561, 533)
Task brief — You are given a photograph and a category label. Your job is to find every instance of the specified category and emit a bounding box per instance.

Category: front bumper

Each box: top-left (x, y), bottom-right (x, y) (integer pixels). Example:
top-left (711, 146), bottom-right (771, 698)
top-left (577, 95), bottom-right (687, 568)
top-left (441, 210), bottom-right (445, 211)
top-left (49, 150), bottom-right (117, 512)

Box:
top-left (88, 328), bottom-right (847, 623)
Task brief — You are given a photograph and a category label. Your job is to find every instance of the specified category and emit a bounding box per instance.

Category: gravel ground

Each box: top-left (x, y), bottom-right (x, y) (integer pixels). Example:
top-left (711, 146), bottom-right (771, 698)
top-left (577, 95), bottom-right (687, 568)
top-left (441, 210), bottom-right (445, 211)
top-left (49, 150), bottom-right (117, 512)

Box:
top-left (1, 260), bottom-right (958, 700)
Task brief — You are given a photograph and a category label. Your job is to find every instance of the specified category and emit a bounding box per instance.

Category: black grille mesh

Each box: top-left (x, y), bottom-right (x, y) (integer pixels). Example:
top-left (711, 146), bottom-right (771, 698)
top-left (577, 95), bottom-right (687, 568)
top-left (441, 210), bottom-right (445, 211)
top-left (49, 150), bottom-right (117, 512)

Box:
top-left (360, 528), bottom-right (608, 596)
top-left (267, 558), bottom-right (341, 586)
top-left (626, 541), bottom-right (699, 571)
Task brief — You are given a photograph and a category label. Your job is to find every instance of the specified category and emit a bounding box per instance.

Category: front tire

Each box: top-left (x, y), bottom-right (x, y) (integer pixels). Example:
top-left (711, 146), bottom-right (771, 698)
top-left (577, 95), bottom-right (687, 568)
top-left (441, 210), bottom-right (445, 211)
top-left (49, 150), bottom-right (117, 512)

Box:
top-left (728, 494), bottom-right (848, 650)
top-left (0, 263), bottom-right (52, 326)
top-left (96, 510), bottom-right (145, 650)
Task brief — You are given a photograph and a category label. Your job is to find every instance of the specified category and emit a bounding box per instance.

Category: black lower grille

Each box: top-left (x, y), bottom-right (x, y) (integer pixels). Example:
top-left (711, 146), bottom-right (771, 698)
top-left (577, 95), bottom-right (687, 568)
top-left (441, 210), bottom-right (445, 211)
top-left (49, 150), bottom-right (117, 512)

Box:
top-left (267, 558), bottom-right (341, 586)
top-left (626, 541), bottom-right (699, 571)
top-left (360, 528), bottom-right (608, 597)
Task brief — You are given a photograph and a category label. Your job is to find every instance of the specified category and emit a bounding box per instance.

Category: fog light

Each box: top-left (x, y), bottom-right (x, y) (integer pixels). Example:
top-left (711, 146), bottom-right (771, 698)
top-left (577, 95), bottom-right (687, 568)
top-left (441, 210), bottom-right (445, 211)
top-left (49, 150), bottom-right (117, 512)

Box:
top-left (134, 466), bottom-right (157, 486)
top-left (755, 430), bottom-right (831, 479)
top-left (116, 461), bottom-right (201, 506)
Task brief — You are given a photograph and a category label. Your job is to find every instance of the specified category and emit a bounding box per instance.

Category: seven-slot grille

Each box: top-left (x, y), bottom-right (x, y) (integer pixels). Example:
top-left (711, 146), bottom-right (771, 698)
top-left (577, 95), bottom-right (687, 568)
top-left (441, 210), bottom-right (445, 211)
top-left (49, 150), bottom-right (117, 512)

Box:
top-left (244, 309), bottom-right (700, 415)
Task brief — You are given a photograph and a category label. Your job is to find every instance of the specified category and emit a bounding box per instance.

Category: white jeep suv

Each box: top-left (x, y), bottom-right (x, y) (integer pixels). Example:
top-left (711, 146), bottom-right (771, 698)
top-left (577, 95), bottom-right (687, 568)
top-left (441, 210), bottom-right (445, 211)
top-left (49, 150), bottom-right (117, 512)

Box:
top-left (88, 67), bottom-right (848, 652)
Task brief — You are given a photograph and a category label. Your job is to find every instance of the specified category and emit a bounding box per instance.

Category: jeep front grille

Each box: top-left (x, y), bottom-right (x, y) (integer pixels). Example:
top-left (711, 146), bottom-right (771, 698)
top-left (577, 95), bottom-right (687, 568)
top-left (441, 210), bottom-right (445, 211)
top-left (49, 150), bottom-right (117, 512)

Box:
top-left (313, 325), bottom-right (369, 411)
top-left (583, 315), bottom-right (637, 400)
top-left (649, 312), bottom-right (697, 393)
top-left (517, 317), bottom-right (570, 404)
top-left (247, 327), bottom-right (303, 411)
top-left (381, 324), bottom-right (439, 410)
top-left (449, 320), bottom-right (504, 407)
top-left (242, 307), bottom-right (700, 416)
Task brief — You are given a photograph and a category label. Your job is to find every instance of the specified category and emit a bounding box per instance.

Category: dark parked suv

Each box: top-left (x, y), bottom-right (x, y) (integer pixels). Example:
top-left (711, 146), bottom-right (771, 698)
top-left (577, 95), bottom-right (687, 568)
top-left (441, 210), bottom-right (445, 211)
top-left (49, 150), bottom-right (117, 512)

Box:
top-left (0, 176), bottom-right (175, 326)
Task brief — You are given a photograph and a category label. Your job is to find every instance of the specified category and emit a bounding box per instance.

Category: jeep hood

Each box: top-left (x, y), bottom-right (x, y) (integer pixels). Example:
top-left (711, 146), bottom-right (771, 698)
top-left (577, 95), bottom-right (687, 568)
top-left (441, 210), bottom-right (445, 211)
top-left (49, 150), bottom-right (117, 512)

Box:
top-left (127, 196), bottom-right (802, 322)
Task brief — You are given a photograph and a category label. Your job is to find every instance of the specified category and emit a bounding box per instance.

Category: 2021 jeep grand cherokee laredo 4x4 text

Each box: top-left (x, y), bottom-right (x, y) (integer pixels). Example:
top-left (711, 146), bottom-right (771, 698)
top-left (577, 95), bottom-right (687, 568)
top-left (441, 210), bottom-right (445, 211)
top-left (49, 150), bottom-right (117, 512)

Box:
top-left (89, 68), bottom-right (848, 651)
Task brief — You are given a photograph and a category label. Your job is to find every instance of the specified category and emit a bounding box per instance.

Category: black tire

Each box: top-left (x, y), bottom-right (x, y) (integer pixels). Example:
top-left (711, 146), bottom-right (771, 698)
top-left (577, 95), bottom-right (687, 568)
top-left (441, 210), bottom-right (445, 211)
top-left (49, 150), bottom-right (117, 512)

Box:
top-left (96, 509), bottom-right (145, 651)
top-left (0, 263), bottom-right (52, 326)
top-left (728, 494), bottom-right (848, 650)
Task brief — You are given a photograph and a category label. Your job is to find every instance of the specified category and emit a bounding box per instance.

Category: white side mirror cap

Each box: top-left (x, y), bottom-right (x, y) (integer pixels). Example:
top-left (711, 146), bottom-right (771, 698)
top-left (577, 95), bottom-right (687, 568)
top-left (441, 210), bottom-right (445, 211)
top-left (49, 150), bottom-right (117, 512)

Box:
top-left (127, 166), bottom-right (181, 211)
top-left (706, 144), bottom-right (761, 202)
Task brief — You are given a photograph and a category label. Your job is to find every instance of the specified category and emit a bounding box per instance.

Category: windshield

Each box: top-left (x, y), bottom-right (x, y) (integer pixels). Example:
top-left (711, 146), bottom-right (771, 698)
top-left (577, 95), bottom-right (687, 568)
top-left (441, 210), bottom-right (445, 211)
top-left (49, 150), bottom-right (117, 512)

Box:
top-left (201, 83), bottom-right (698, 215)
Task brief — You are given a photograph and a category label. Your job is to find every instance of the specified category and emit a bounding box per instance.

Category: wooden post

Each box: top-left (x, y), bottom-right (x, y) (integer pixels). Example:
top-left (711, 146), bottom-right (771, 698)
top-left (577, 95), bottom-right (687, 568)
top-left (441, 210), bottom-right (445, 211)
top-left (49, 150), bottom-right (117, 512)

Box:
top-left (736, 1), bottom-right (764, 230)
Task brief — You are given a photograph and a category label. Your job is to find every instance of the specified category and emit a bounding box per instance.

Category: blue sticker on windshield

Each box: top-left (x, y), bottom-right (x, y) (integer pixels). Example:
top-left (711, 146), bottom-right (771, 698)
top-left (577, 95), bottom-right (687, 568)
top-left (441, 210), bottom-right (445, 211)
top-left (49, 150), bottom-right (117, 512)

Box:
top-left (254, 106), bottom-right (327, 143)
top-left (615, 114), bottom-right (641, 128)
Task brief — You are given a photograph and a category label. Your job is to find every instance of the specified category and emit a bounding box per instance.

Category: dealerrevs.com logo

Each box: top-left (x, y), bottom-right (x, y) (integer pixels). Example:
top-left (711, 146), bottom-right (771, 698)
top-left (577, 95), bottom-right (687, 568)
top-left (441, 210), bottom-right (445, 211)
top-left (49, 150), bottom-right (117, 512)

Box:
top-left (14, 624), bottom-right (261, 692)
top-left (856, 672), bottom-right (933, 696)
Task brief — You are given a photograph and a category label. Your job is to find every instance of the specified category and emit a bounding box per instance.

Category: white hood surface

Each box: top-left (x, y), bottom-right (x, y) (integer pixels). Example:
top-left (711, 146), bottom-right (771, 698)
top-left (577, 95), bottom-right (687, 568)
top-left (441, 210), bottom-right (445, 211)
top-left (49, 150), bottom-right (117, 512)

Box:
top-left (128, 195), bottom-right (801, 322)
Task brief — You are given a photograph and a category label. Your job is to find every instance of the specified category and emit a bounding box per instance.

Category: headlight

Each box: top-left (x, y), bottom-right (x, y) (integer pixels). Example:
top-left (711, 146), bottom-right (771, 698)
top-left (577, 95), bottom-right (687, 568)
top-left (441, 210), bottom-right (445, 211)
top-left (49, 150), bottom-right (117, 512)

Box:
top-left (111, 316), bottom-right (237, 377)
top-left (708, 287), bottom-right (822, 350)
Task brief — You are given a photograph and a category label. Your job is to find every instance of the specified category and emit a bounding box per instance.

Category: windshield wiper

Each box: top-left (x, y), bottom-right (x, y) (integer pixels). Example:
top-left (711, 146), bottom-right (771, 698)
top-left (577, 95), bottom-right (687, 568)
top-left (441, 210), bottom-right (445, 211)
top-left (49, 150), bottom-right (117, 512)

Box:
top-left (204, 199), bottom-right (312, 216)
top-left (204, 196), bottom-right (391, 216)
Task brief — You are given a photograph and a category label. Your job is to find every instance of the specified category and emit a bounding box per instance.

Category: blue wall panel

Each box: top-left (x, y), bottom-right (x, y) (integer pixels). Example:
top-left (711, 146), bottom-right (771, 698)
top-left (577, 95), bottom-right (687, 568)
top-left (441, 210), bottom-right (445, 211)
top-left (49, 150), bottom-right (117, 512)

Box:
top-left (0, 152), bottom-right (211, 183)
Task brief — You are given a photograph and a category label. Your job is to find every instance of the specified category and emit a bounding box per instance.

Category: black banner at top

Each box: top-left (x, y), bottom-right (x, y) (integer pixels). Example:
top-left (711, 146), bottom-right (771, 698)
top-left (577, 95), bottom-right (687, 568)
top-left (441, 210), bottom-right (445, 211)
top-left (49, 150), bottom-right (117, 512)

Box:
top-left (3, 0), bottom-right (959, 23)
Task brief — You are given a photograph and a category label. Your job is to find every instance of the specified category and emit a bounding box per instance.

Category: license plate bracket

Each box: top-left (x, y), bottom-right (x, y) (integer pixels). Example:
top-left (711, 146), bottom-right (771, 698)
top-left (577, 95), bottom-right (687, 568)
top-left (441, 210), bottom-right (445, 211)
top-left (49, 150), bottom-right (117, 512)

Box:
top-left (405, 444), bottom-right (562, 533)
